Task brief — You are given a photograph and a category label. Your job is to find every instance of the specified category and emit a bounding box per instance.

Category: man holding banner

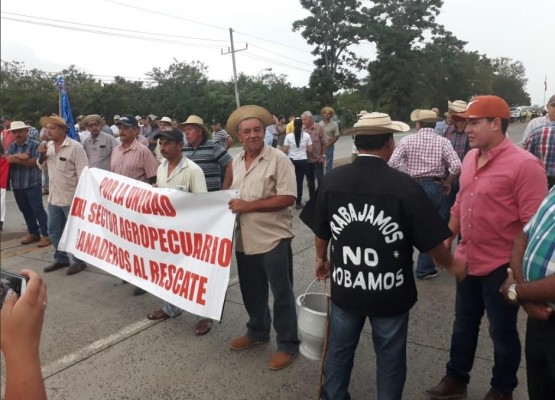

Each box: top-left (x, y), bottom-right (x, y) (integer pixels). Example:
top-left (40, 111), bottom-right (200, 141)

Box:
top-left (227, 105), bottom-right (300, 371)
top-left (146, 128), bottom-right (214, 336)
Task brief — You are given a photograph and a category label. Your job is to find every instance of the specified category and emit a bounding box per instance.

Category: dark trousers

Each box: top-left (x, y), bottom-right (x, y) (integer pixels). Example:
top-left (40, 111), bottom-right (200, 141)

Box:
top-left (13, 184), bottom-right (48, 237)
top-left (446, 265), bottom-right (521, 394)
top-left (525, 317), bottom-right (555, 400)
top-left (236, 239), bottom-right (299, 353)
top-left (291, 159), bottom-right (307, 205)
top-left (306, 161), bottom-right (324, 198)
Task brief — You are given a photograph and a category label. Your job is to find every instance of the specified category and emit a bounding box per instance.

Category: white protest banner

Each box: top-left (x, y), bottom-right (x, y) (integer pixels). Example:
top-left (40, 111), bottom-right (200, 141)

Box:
top-left (59, 167), bottom-right (236, 321)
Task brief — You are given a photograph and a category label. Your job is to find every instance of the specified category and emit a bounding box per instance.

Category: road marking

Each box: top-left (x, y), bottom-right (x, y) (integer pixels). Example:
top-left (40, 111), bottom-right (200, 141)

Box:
top-left (42, 275), bottom-right (241, 378)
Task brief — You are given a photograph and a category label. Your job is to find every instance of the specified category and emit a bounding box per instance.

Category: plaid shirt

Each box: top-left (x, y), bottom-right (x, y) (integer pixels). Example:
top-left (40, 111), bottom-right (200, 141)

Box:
top-left (389, 128), bottom-right (461, 178)
top-left (523, 187), bottom-right (555, 308)
top-left (524, 122), bottom-right (555, 177)
top-left (7, 138), bottom-right (42, 189)
top-left (441, 126), bottom-right (470, 161)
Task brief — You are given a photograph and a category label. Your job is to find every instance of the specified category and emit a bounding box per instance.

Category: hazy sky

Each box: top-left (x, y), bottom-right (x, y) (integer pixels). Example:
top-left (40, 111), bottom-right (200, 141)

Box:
top-left (1, 0), bottom-right (553, 108)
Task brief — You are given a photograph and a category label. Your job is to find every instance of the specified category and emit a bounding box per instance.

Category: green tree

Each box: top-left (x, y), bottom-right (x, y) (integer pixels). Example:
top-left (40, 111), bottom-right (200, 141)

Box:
top-left (293, 0), bottom-right (365, 105)
top-left (490, 58), bottom-right (530, 106)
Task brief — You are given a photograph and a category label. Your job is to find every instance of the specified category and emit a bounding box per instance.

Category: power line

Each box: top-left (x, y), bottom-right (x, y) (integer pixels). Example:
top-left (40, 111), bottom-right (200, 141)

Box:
top-left (102, 0), bottom-right (227, 31)
top-left (234, 31), bottom-right (312, 54)
top-left (1, 12), bottom-right (235, 44)
top-left (239, 53), bottom-right (312, 73)
top-left (0, 16), bottom-right (224, 49)
top-left (249, 44), bottom-right (313, 67)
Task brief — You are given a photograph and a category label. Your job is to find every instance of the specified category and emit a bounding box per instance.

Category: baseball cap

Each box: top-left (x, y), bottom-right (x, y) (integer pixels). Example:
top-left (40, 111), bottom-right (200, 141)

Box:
top-left (452, 95), bottom-right (510, 120)
top-left (117, 114), bottom-right (139, 127)
top-left (211, 119), bottom-right (220, 125)
top-left (154, 128), bottom-right (183, 142)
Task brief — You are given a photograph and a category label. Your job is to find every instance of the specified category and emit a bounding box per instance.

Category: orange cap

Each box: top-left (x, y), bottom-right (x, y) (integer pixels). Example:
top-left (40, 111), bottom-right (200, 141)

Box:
top-left (452, 95), bottom-right (510, 120)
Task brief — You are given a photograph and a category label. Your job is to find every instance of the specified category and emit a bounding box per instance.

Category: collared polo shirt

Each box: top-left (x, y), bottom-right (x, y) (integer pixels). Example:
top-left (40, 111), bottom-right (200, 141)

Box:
top-left (183, 139), bottom-right (232, 192)
top-left (231, 144), bottom-right (296, 255)
top-left (156, 156), bottom-right (207, 193)
top-left (111, 139), bottom-right (158, 183)
top-left (7, 138), bottom-right (41, 189)
top-left (452, 138), bottom-right (547, 275)
top-left (83, 131), bottom-right (119, 170)
top-left (37, 136), bottom-right (89, 207)
top-left (304, 123), bottom-right (326, 162)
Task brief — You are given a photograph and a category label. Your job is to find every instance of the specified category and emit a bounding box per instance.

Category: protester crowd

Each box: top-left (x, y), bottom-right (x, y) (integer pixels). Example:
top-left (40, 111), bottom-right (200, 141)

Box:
top-left (1, 94), bottom-right (554, 400)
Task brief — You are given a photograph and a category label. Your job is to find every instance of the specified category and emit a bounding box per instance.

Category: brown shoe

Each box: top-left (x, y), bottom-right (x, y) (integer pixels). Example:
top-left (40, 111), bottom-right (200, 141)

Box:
top-left (37, 236), bottom-right (51, 248)
top-left (483, 388), bottom-right (512, 400)
top-left (21, 234), bottom-right (40, 245)
top-left (147, 308), bottom-right (169, 320)
top-left (269, 351), bottom-right (298, 370)
top-left (44, 261), bottom-right (70, 273)
top-left (194, 318), bottom-right (212, 336)
top-left (229, 335), bottom-right (270, 351)
top-left (66, 262), bottom-right (87, 275)
top-left (426, 376), bottom-right (467, 399)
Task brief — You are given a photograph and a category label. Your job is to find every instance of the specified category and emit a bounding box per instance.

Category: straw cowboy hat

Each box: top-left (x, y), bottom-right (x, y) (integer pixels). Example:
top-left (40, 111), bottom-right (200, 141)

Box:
top-left (81, 114), bottom-right (103, 126)
top-left (226, 105), bottom-right (274, 137)
top-left (179, 115), bottom-right (211, 138)
top-left (447, 100), bottom-right (468, 114)
top-left (410, 109), bottom-right (442, 123)
top-left (6, 121), bottom-right (31, 131)
top-left (39, 115), bottom-right (67, 128)
top-left (357, 110), bottom-right (369, 118)
top-left (342, 112), bottom-right (410, 136)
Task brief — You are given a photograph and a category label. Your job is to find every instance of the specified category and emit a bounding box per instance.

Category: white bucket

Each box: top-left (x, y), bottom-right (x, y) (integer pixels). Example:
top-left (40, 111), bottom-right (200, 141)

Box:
top-left (296, 278), bottom-right (330, 361)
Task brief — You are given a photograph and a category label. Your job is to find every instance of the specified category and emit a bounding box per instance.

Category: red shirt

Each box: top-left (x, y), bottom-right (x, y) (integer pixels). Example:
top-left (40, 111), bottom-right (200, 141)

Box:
top-left (1, 129), bottom-right (15, 154)
top-left (452, 137), bottom-right (547, 275)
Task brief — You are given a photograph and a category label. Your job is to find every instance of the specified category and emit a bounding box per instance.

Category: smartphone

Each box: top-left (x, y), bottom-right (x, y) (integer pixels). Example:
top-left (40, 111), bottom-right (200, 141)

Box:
top-left (0, 270), bottom-right (27, 308)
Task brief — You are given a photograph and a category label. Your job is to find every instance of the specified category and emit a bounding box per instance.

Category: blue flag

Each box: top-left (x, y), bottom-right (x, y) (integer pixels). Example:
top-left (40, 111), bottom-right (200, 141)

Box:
top-left (54, 75), bottom-right (77, 140)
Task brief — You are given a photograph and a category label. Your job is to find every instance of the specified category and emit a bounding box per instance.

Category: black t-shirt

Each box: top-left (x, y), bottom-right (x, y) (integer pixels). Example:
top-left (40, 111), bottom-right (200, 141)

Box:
top-left (300, 156), bottom-right (452, 317)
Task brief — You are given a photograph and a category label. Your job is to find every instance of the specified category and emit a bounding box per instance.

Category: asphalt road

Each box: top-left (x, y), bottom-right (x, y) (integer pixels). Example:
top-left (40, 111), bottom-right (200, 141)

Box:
top-left (1, 122), bottom-right (533, 399)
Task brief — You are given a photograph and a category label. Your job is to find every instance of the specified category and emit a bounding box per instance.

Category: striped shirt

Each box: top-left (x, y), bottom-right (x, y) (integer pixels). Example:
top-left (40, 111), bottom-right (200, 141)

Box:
top-left (523, 122), bottom-right (555, 177)
top-left (7, 138), bottom-right (42, 189)
top-left (110, 139), bottom-right (158, 183)
top-left (389, 128), bottom-right (461, 178)
top-left (522, 115), bottom-right (549, 142)
top-left (183, 139), bottom-right (232, 192)
top-left (211, 129), bottom-right (230, 148)
top-left (523, 188), bottom-right (555, 308)
top-left (441, 126), bottom-right (470, 161)
top-left (37, 137), bottom-right (89, 207)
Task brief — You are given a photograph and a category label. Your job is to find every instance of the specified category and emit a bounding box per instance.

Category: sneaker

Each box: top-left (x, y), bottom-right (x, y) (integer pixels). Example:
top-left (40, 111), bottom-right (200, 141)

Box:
top-left (229, 335), bottom-right (269, 350)
top-left (37, 236), bottom-right (52, 248)
top-left (21, 234), bottom-right (41, 245)
top-left (418, 269), bottom-right (439, 280)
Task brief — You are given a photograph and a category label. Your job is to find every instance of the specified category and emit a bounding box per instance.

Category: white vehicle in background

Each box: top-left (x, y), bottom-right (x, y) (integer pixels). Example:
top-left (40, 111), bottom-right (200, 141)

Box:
top-left (510, 107), bottom-right (525, 123)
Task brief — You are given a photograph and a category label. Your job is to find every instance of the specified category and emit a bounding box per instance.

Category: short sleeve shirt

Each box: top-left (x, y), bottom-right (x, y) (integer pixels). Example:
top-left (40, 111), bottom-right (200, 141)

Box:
top-left (110, 140), bottom-right (158, 183)
top-left (231, 144), bottom-right (297, 254)
top-left (83, 132), bottom-right (119, 170)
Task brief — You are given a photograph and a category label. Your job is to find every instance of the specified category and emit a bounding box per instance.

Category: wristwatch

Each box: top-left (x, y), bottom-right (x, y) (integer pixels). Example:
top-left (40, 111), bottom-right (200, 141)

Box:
top-left (507, 283), bottom-right (518, 302)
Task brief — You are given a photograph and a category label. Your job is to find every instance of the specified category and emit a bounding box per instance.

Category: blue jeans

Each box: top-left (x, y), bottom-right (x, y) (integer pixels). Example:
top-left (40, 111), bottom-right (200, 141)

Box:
top-left (306, 161), bottom-right (324, 198)
top-left (236, 238), bottom-right (299, 353)
top-left (322, 303), bottom-right (409, 400)
top-left (48, 203), bottom-right (84, 264)
top-left (439, 178), bottom-right (460, 221)
top-left (13, 184), bottom-right (48, 237)
top-left (415, 180), bottom-right (444, 278)
top-left (291, 159), bottom-right (307, 205)
top-left (325, 145), bottom-right (334, 174)
top-left (446, 265), bottom-right (521, 394)
top-left (525, 317), bottom-right (555, 400)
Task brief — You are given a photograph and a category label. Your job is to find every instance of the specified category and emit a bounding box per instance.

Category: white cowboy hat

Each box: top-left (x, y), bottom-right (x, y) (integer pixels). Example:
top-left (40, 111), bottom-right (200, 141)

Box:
top-left (342, 112), bottom-right (409, 136)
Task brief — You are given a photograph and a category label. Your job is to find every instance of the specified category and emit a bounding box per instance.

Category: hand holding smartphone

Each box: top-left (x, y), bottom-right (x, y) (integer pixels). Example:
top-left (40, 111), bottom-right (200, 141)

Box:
top-left (1, 270), bottom-right (27, 308)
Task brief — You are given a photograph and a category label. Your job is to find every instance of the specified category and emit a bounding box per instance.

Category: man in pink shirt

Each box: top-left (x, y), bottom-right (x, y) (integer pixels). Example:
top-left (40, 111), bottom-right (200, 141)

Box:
top-left (427, 96), bottom-right (547, 400)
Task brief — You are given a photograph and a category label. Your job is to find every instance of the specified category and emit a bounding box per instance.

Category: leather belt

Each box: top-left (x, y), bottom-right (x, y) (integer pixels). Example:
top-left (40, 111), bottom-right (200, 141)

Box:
top-left (414, 176), bottom-right (443, 183)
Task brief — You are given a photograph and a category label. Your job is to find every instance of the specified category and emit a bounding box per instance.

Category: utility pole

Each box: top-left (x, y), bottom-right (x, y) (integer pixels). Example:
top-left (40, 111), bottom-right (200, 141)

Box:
top-left (221, 28), bottom-right (247, 109)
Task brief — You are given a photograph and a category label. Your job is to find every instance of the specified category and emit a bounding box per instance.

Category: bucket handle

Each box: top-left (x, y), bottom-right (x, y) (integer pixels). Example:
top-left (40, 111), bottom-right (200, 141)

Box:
top-left (301, 278), bottom-right (328, 306)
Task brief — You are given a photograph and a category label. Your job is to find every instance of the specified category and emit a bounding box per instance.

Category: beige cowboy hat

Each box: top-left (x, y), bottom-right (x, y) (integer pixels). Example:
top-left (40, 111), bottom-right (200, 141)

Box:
top-left (226, 105), bottom-right (274, 137)
top-left (178, 115), bottom-right (211, 137)
top-left (81, 114), bottom-right (104, 126)
top-left (447, 100), bottom-right (468, 114)
top-left (6, 121), bottom-right (31, 131)
top-left (357, 110), bottom-right (369, 118)
top-left (410, 109), bottom-right (442, 123)
top-left (159, 116), bottom-right (172, 124)
top-left (342, 112), bottom-right (409, 136)
top-left (39, 115), bottom-right (67, 128)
